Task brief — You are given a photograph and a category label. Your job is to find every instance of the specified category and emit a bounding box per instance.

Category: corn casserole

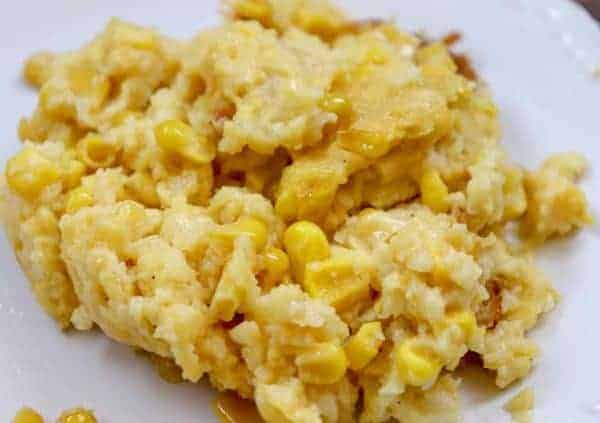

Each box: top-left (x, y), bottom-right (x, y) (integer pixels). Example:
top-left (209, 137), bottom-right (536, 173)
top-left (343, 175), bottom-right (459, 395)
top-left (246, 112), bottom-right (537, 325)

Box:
top-left (2, 0), bottom-right (593, 421)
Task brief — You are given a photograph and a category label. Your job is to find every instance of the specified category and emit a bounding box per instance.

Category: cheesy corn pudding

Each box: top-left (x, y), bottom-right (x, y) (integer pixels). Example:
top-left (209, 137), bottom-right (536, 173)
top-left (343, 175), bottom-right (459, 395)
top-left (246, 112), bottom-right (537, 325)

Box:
top-left (2, 0), bottom-right (593, 422)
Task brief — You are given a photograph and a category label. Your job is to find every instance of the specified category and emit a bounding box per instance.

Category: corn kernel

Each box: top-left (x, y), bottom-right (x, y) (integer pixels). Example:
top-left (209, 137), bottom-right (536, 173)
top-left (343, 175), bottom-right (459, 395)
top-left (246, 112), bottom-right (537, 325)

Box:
top-left (446, 310), bottom-right (477, 341)
top-left (344, 322), bottom-right (384, 371)
top-left (234, 0), bottom-right (272, 24)
top-left (6, 147), bottom-right (62, 200)
top-left (295, 9), bottom-right (340, 40)
top-left (365, 46), bottom-right (388, 64)
top-left (112, 110), bottom-right (143, 126)
top-left (431, 256), bottom-right (451, 287)
top-left (296, 343), bottom-right (348, 385)
top-left (319, 94), bottom-right (352, 118)
top-left (262, 247), bottom-right (289, 288)
top-left (303, 255), bottom-right (371, 311)
top-left (154, 119), bottom-right (215, 164)
top-left (63, 159), bottom-right (86, 189)
top-left (23, 52), bottom-right (54, 88)
top-left (65, 187), bottom-right (94, 214)
top-left (77, 135), bottom-right (117, 169)
top-left (395, 338), bottom-right (442, 386)
top-left (12, 407), bottom-right (44, 423)
top-left (338, 129), bottom-right (392, 159)
top-left (420, 169), bottom-right (449, 213)
top-left (275, 189), bottom-right (297, 222)
top-left (213, 216), bottom-right (269, 251)
top-left (235, 216), bottom-right (268, 250)
top-left (57, 408), bottom-right (96, 423)
top-left (283, 221), bottom-right (330, 282)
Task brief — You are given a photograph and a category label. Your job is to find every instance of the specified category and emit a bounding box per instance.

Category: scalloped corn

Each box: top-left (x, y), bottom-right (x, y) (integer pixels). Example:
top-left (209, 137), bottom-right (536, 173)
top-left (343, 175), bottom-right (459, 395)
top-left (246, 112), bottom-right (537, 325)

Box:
top-left (1, 0), bottom-right (592, 422)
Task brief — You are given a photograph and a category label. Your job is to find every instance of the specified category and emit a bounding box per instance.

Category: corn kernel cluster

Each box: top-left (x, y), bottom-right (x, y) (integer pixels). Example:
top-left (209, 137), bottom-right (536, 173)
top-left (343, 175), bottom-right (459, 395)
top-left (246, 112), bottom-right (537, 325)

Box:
top-left (2, 0), bottom-right (591, 422)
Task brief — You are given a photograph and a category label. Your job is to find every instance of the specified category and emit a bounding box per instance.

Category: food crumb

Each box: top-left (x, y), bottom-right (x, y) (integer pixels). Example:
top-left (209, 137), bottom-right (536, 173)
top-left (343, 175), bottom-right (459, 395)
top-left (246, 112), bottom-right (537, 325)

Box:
top-left (504, 387), bottom-right (534, 423)
top-left (442, 31), bottom-right (462, 46)
top-left (57, 408), bottom-right (97, 423)
top-left (12, 407), bottom-right (44, 423)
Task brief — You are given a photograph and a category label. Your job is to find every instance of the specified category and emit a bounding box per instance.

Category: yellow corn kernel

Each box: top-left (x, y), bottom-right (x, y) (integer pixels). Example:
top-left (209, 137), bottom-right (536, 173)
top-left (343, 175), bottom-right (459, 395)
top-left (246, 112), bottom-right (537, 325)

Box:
top-left (431, 254), bottom-right (451, 287)
top-left (274, 189), bottom-right (297, 222)
top-left (154, 119), bottom-right (215, 164)
top-left (338, 129), bottom-right (392, 159)
top-left (344, 322), bottom-right (385, 371)
top-left (303, 255), bottom-right (371, 311)
top-left (319, 94), bottom-right (352, 118)
top-left (214, 216), bottom-right (269, 251)
top-left (12, 407), bottom-right (44, 423)
top-left (395, 338), bottom-right (442, 387)
top-left (23, 52), bottom-right (54, 88)
top-left (283, 221), bottom-right (330, 282)
top-left (235, 216), bottom-right (268, 250)
top-left (446, 310), bottom-right (477, 341)
top-left (365, 46), bottom-right (388, 64)
top-left (112, 110), bottom-right (143, 126)
top-left (77, 135), bottom-right (117, 169)
top-left (63, 159), bottom-right (86, 189)
top-left (65, 187), bottom-right (94, 214)
top-left (6, 147), bottom-right (62, 200)
top-left (420, 169), bottom-right (449, 213)
top-left (234, 0), bottom-right (272, 24)
top-left (262, 247), bottom-right (289, 288)
top-left (296, 343), bottom-right (348, 385)
top-left (57, 408), bottom-right (96, 423)
top-left (295, 9), bottom-right (340, 40)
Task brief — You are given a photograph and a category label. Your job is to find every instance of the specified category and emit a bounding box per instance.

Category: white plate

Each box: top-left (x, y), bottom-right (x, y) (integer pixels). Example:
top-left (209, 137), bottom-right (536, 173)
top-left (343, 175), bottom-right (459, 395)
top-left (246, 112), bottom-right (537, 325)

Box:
top-left (0, 1), bottom-right (599, 422)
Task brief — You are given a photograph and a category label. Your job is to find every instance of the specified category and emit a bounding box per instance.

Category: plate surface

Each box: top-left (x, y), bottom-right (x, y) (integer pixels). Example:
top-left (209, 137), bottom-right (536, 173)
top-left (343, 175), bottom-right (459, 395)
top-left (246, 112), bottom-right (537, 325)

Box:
top-left (0, 1), bottom-right (599, 421)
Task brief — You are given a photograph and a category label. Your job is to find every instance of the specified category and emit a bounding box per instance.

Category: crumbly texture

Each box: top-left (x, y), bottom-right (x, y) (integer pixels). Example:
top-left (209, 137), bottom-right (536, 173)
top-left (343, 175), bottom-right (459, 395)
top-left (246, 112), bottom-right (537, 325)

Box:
top-left (504, 387), bottom-right (534, 423)
top-left (1, 0), bottom-right (592, 422)
top-left (12, 406), bottom-right (96, 423)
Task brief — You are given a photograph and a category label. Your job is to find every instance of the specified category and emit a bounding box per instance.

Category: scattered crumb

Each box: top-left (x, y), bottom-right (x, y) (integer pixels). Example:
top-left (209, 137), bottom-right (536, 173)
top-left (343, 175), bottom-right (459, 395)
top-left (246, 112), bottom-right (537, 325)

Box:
top-left (442, 31), bottom-right (462, 46)
top-left (451, 52), bottom-right (478, 80)
top-left (57, 408), bottom-right (97, 423)
top-left (12, 407), bottom-right (43, 423)
top-left (504, 387), bottom-right (534, 423)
